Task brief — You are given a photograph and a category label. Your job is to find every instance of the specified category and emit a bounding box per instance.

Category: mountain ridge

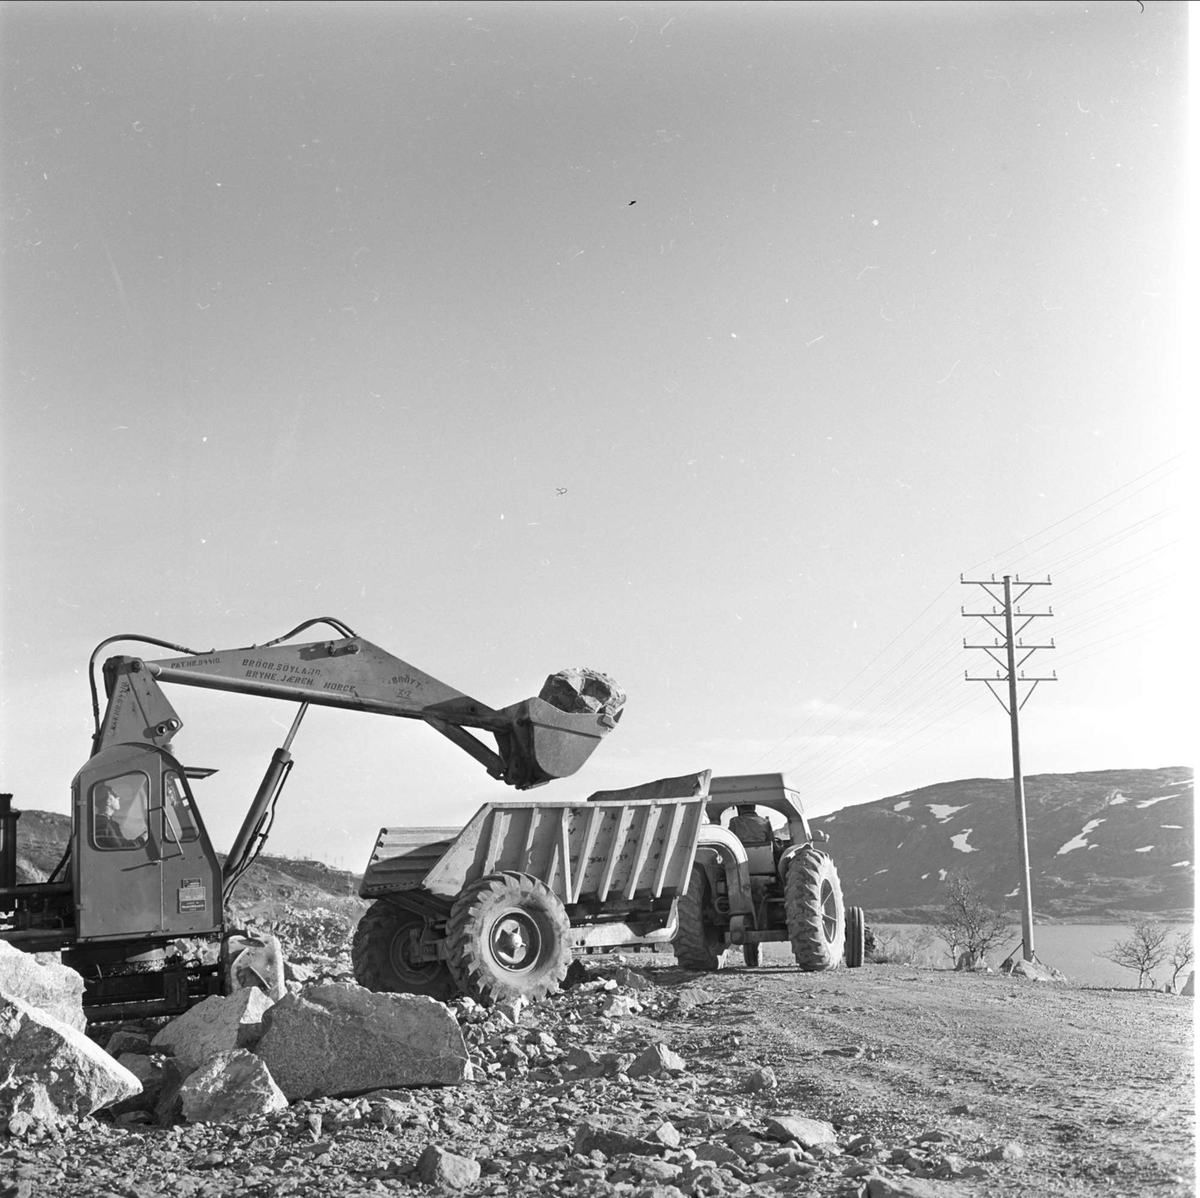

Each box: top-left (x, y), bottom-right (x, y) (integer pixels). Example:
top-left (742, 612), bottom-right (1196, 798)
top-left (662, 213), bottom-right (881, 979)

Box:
top-left (812, 766), bottom-right (1194, 921)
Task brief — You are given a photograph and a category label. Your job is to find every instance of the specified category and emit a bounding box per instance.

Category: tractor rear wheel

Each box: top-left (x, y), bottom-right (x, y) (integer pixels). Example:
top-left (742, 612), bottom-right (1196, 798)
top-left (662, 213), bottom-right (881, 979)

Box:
top-left (785, 848), bottom-right (845, 972)
top-left (673, 866), bottom-right (726, 971)
top-left (352, 899), bottom-right (457, 1001)
top-left (844, 905), bottom-right (866, 968)
top-left (446, 872), bottom-right (571, 1005)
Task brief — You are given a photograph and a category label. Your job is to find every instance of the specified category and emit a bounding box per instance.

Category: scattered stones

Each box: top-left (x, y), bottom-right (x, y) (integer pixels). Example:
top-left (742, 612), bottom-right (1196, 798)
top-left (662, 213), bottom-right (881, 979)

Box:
top-left (983, 1139), bottom-right (1025, 1161)
top-left (107, 1053), bottom-right (163, 1117)
top-left (763, 1114), bottom-right (838, 1149)
top-left (574, 1116), bottom-right (663, 1158)
top-left (0, 936), bottom-right (1167, 1196)
top-left (416, 1143), bottom-right (481, 1189)
top-left (865, 1175), bottom-right (956, 1197)
top-left (602, 993), bottom-right (643, 1017)
top-left (104, 1030), bottom-right (151, 1057)
top-left (254, 984), bottom-right (470, 1100)
top-left (1001, 958), bottom-right (1059, 982)
top-left (628, 1043), bottom-right (686, 1078)
top-left (743, 1066), bottom-right (777, 1092)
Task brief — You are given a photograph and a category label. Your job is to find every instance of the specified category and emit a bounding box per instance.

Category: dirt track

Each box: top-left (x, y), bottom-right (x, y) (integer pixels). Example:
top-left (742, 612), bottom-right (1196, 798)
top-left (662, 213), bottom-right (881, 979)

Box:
top-left (648, 957), bottom-right (1195, 1195)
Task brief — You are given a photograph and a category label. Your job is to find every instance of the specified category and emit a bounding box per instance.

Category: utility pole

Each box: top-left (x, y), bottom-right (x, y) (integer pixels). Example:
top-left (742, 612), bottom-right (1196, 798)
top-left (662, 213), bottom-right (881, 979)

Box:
top-left (961, 574), bottom-right (1056, 963)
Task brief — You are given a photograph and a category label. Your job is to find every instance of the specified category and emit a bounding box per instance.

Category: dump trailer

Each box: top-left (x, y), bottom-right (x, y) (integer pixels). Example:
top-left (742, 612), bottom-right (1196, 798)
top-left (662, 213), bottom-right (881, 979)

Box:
top-left (352, 770), bottom-right (711, 1004)
top-left (0, 617), bottom-right (623, 1021)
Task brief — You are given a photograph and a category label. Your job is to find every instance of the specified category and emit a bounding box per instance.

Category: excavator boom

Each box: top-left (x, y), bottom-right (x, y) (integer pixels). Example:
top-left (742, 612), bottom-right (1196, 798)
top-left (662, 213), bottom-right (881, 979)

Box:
top-left (96, 630), bottom-right (624, 790)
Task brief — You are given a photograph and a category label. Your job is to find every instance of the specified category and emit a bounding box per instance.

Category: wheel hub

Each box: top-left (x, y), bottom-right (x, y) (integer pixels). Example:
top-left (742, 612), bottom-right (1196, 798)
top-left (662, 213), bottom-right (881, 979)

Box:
top-left (390, 926), bottom-right (441, 984)
top-left (490, 912), bottom-right (541, 971)
top-left (820, 880), bottom-right (837, 942)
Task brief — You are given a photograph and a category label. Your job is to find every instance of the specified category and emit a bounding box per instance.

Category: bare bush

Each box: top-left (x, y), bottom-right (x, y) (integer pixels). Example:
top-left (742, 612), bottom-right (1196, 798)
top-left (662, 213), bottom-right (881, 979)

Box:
top-left (869, 925), bottom-right (939, 967)
top-left (1168, 930), bottom-right (1193, 991)
top-left (933, 872), bottom-right (1012, 965)
top-left (1104, 920), bottom-right (1170, 989)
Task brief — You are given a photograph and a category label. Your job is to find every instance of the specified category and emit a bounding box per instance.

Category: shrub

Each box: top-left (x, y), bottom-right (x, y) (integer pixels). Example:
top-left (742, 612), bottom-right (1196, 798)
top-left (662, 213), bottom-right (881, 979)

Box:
top-left (869, 924), bottom-right (940, 967)
top-left (933, 872), bottom-right (1013, 966)
top-left (1104, 920), bottom-right (1171, 989)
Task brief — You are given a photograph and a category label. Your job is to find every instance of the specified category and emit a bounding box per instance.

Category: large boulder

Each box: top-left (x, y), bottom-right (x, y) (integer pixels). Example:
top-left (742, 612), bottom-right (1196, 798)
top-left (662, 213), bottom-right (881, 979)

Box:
top-left (0, 995), bottom-right (141, 1131)
top-left (0, 941), bottom-right (86, 1032)
top-left (179, 1050), bottom-right (287, 1124)
top-left (151, 987), bottom-right (275, 1075)
top-left (254, 984), bottom-right (470, 1101)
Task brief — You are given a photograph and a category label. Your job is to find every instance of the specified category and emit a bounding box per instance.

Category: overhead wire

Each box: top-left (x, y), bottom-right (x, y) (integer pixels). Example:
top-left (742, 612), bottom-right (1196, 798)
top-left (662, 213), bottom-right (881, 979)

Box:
top-left (754, 454), bottom-right (1185, 803)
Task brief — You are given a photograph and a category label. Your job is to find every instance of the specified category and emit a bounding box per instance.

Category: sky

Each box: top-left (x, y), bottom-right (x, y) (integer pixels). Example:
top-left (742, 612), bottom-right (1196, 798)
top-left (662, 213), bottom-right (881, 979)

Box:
top-left (1, 1), bottom-right (1191, 869)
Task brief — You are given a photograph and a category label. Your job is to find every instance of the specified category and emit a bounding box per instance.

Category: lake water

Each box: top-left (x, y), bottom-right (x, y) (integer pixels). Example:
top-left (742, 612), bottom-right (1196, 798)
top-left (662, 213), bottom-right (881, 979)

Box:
top-left (750, 922), bottom-right (1193, 987)
top-left (869, 922), bottom-right (1195, 988)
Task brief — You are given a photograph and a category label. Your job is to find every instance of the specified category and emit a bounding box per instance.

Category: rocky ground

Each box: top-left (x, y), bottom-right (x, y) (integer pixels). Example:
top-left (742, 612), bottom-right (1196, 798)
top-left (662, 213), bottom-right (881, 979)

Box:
top-left (2, 915), bottom-right (1193, 1198)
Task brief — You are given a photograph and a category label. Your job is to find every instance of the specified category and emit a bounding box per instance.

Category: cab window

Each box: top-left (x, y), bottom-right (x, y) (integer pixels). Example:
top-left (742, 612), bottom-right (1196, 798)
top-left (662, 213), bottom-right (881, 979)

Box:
top-left (163, 771), bottom-right (199, 843)
top-left (91, 773), bottom-right (149, 850)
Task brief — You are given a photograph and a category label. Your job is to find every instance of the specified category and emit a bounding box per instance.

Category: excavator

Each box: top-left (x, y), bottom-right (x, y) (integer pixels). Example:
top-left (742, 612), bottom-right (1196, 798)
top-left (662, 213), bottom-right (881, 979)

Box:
top-left (0, 618), bottom-right (624, 1021)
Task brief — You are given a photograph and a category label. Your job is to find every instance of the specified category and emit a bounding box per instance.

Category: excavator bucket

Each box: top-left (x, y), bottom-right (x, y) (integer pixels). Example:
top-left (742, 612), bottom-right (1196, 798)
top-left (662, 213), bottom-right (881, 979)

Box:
top-left (497, 669), bottom-right (626, 789)
top-left (499, 699), bottom-right (613, 788)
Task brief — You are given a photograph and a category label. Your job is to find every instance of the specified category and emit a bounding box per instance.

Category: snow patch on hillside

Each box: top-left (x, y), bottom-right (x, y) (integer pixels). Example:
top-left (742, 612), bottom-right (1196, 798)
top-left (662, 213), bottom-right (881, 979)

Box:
top-left (1134, 846), bottom-right (1154, 853)
top-left (928, 804), bottom-right (967, 822)
top-left (938, 869), bottom-right (947, 881)
top-left (1161, 824), bottom-right (1183, 830)
top-left (893, 800), bottom-right (911, 812)
top-left (950, 829), bottom-right (977, 853)
top-left (1135, 794), bottom-right (1177, 809)
top-left (1171, 861), bottom-right (1190, 868)
top-left (1056, 818), bottom-right (1106, 855)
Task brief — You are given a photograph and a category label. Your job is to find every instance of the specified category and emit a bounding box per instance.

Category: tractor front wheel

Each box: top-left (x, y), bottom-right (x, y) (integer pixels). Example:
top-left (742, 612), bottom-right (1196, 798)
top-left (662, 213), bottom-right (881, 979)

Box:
top-left (352, 899), bottom-right (457, 1001)
top-left (673, 866), bottom-right (726, 972)
top-left (446, 872), bottom-right (571, 1005)
top-left (785, 848), bottom-right (845, 972)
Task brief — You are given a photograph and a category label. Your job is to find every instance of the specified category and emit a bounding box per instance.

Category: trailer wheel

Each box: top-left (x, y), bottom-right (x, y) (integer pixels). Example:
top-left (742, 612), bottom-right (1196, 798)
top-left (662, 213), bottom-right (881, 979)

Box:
top-left (446, 872), bottom-right (570, 1005)
top-left (673, 866), bottom-right (725, 972)
top-left (785, 848), bottom-right (845, 972)
top-left (352, 899), bottom-right (457, 1001)
top-left (742, 942), bottom-right (762, 968)
top-left (844, 905), bottom-right (866, 968)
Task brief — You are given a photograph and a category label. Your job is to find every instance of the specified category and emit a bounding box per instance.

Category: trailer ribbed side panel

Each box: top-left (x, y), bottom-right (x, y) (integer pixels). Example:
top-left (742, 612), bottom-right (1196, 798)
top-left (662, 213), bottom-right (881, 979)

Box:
top-left (420, 797), bottom-right (706, 903)
top-left (360, 827), bottom-right (460, 896)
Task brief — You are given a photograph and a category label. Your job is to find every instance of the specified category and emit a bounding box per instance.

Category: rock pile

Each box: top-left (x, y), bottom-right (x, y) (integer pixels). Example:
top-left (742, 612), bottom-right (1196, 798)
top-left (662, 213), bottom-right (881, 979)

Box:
top-left (2, 947), bottom-right (1060, 1197)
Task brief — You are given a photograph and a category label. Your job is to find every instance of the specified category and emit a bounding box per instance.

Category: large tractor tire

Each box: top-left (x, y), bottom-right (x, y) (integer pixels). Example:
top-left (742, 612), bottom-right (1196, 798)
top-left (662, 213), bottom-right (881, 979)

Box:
top-left (673, 866), bottom-right (726, 972)
top-left (844, 905), bottom-right (866, 969)
top-left (446, 872), bottom-right (571, 1005)
top-left (352, 899), bottom-right (457, 1001)
top-left (785, 848), bottom-right (846, 971)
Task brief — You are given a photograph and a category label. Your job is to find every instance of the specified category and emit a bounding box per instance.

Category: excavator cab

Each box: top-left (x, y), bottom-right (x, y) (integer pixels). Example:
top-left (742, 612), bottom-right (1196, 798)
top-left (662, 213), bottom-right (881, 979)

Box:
top-left (72, 742), bottom-right (223, 943)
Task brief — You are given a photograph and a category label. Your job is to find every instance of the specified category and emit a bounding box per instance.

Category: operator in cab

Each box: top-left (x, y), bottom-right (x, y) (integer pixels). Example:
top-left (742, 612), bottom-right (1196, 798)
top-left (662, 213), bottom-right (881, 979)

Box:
top-left (94, 785), bottom-right (131, 849)
top-left (728, 803), bottom-right (774, 847)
